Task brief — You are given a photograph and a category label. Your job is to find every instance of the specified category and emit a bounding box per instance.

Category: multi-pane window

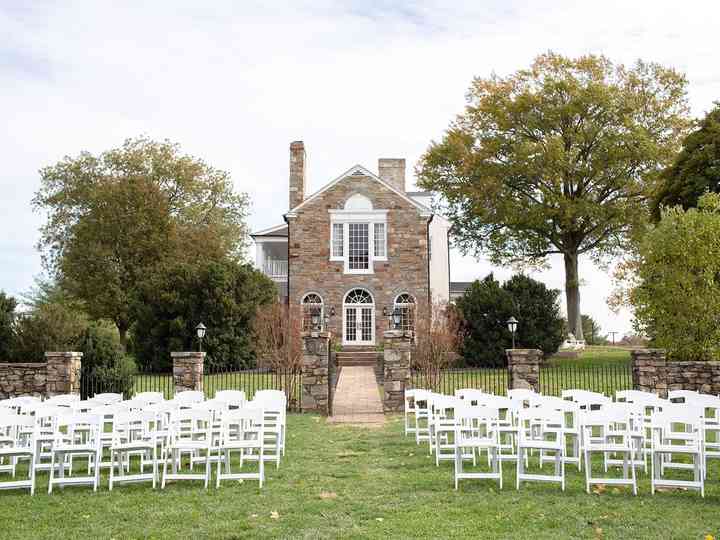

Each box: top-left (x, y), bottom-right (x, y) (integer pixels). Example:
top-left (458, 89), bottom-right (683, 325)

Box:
top-left (374, 223), bottom-right (386, 258)
top-left (394, 293), bottom-right (415, 332)
top-left (301, 293), bottom-right (324, 331)
top-left (332, 223), bottom-right (344, 258)
top-left (348, 223), bottom-right (369, 270)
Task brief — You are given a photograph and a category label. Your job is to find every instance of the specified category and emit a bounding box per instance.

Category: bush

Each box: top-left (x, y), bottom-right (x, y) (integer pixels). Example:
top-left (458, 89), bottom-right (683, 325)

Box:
top-left (455, 273), bottom-right (565, 367)
top-left (82, 355), bottom-right (136, 399)
top-left (132, 258), bottom-right (277, 371)
top-left (632, 193), bottom-right (720, 360)
top-left (0, 291), bottom-right (17, 360)
top-left (12, 302), bottom-right (87, 361)
top-left (76, 323), bottom-right (123, 370)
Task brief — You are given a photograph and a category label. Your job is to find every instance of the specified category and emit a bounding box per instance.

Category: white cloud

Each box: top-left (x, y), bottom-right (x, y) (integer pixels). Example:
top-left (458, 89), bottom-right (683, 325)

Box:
top-left (1, 0), bottom-right (719, 337)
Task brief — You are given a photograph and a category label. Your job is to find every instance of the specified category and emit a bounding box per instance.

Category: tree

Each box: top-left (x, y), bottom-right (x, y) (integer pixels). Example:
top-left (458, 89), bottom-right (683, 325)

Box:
top-left (652, 104), bottom-right (720, 220)
top-left (418, 52), bottom-right (691, 340)
top-left (0, 291), bottom-right (17, 359)
top-left (132, 258), bottom-right (276, 371)
top-left (631, 193), bottom-right (720, 360)
top-left (581, 314), bottom-right (606, 345)
top-left (455, 273), bottom-right (564, 367)
top-left (12, 302), bottom-right (87, 362)
top-left (252, 302), bottom-right (303, 406)
top-left (33, 137), bottom-right (250, 350)
top-left (412, 300), bottom-right (462, 391)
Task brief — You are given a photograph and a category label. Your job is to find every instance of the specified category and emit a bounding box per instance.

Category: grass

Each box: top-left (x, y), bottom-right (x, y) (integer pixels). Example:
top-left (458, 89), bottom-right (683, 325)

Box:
top-left (1, 414), bottom-right (719, 539)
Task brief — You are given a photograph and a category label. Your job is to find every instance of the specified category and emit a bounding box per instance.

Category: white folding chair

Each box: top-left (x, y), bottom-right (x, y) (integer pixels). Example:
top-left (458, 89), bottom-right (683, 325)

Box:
top-left (516, 407), bottom-right (566, 491)
top-left (248, 394), bottom-right (284, 467)
top-left (454, 404), bottom-right (502, 489)
top-left (172, 391), bottom-right (205, 409)
top-left (254, 390), bottom-right (287, 455)
top-left (454, 389), bottom-right (488, 407)
top-left (695, 394), bottom-right (720, 477)
top-left (404, 389), bottom-right (424, 436)
top-left (562, 390), bottom-right (611, 411)
top-left (135, 392), bottom-right (165, 406)
top-left (413, 390), bottom-right (432, 445)
top-left (161, 409), bottom-right (213, 489)
top-left (109, 410), bottom-right (159, 490)
top-left (582, 405), bottom-right (638, 495)
top-left (537, 396), bottom-right (583, 471)
top-left (216, 408), bottom-right (265, 489)
top-left (44, 394), bottom-right (81, 407)
top-left (507, 388), bottom-right (542, 408)
top-left (214, 390), bottom-right (246, 409)
top-left (92, 393), bottom-right (124, 405)
top-left (48, 413), bottom-right (102, 493)
top-left (4, 396), bottom-right (42, 415)
top-left (650, 405), bottom-right (704, 496)
top-left (0, 413), bottom-right (36, 495)
top-left (668, 390), bottom-right (701, 404)
top-left (431, 396), bottom-right (462, 466)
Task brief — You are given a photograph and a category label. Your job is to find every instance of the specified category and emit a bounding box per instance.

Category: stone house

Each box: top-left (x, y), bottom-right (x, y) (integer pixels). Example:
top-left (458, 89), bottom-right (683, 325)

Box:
top-left (251, 141), bottom-right (451, 351)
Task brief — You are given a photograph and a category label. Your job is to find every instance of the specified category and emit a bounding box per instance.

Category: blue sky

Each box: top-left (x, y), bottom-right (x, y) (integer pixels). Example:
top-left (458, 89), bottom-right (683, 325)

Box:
top-left (1, 0), bottom-right (719, 336)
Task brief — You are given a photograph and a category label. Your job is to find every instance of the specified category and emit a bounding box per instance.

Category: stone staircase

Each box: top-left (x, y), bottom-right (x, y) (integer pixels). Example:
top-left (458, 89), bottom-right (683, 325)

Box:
top-left (336, 347), bottom-right (380, 367)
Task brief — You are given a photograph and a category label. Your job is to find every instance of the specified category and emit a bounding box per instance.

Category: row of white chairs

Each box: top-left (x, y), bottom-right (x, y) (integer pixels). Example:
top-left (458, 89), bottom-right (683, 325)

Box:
top-left (404, 387), bottom-right (717, 497)
top-left (0, 389), bottom-right (288, 495)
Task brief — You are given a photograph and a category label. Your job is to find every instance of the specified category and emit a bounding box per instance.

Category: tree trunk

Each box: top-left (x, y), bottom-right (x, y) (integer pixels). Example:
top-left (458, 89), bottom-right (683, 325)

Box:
top-left (118, 325), bottom-right (128, 353)
top-left (563, 252), bottom-right (584, 340)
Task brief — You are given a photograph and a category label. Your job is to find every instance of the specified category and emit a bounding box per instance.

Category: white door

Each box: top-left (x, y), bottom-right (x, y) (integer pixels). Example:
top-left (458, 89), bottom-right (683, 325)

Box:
top-left (344, 307), bottom-right (374, 345)
top-left (343, 288), bottom-right (375, 345)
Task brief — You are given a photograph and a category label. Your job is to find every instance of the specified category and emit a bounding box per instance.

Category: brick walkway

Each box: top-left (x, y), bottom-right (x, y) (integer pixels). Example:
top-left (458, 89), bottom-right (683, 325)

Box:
top-left (327, 366), bottom-right (385, 425)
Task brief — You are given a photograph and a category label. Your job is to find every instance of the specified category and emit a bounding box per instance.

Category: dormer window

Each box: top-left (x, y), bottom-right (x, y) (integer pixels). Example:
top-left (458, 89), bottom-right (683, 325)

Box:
top-left (329, 194), bottom-right (387, 274)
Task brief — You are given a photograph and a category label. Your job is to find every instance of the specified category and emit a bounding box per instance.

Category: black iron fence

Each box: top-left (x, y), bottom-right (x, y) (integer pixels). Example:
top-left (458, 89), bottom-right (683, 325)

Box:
top-left (409, 361), bottom-right (632, 397)
top-left (80, 365), bottom-right (302, 409)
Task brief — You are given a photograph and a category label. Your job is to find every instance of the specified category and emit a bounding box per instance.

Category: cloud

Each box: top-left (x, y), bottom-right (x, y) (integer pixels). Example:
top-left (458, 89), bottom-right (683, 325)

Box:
top-left (1, 0), bottom-right (719, 337)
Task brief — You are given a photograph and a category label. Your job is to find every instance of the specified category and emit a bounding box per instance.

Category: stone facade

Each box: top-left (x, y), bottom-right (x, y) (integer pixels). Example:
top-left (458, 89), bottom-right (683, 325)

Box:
top-left (0, 352), bottom-right (83, 399)
top-left (0, 363), bottom-right (48, 399)
top-left (171, 352), bottom-right (205, 394)
top-left (301, 332), bottom-right (330, 414)
top-left (382, 330), bottom-right (413, 412)
top-left (506, 349), bottom-right (542, 392)
top-left (631, 348), bottom-right (720, 397)
top-left (287, 173), bottom-right (430, 344)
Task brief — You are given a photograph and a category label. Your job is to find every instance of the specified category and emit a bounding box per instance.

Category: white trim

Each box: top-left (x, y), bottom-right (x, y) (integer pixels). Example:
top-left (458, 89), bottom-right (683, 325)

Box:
top-left (329, 222), bottom-right (344, 261)
top-left (373, 222), bottom-right (387, 261)
top-left (328, 209), bottom-right (388, 222)
top-left (342, 288), bottom-right (375, 346)
top-left (254, 236), bottom-right (288, 244)
top-left (250, 223), bottom-right (287, 236)
top-left (286, 164), bottom-right (432, 217)
top-left (344, 222), bottom-right (373, 275)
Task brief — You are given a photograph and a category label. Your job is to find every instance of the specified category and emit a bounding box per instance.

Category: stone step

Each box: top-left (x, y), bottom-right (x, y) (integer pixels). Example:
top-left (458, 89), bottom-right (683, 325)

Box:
top-left (336, 351), bottom-right (380, 367)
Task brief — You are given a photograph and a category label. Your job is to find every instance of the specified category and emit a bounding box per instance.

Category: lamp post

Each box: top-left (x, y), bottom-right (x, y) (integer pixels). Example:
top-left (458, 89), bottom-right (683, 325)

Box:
top-left (195, 323), bottom-right (206, 352)
top-left (506, 317), bottom-right (518, 349)
top-left (310, 307), bottom-right (321, 332)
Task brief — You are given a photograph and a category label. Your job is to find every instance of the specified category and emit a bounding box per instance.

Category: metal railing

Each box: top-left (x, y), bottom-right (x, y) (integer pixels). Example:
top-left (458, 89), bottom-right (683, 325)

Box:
top-left (203, 365), bottom-right (302, 411)
top-left (262, 259), bottom-right (288, 279)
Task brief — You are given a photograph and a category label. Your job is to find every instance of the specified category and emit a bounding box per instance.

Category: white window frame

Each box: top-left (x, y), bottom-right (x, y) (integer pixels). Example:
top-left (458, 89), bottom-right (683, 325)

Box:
top-left (330, 223), bottom-right (344, 261)
top-left (328, 209), bottom-right (388, 275)
top-left (373, 222), bottom-right (387, 261)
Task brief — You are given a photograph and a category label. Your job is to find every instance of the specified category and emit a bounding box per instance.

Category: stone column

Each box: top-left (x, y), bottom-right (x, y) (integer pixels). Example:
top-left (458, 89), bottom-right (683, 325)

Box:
top-left (630, 348), bottom-right (667, 397)
top-left (45, 352), bottom-right (83, 396)
top-left (506, 349), bottom-right (542, 392)
top-left (301, 331), bottom-right (330, 415)
top-left (171, 351), bottom-right (205, 395)
top-left (383, 330), bottom-right (413, 412)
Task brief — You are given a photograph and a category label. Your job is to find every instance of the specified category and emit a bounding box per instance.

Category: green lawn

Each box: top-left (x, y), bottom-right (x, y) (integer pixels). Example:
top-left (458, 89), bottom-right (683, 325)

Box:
top-left (1, 414), bottom-right (719, 539)
top-left (548, 346), bottom-right (633, 367)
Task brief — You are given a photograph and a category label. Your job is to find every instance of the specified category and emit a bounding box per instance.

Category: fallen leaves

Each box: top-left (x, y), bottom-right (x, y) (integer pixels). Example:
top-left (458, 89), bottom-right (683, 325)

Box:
top-left (270, 511), bottom-right (280, 520)
top-left (319, 491), bottom-right (338, 500)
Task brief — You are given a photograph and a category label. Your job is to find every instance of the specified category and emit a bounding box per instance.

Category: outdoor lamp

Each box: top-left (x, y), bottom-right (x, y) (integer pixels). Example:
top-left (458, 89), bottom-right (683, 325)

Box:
top-left (392, 308), bottom-right (402, 330)
top-left (195, 322), bottom-right (207, 352)
top-left (311, 307), bottom-right (321, 331)
top-left (506, 317), bottom-right (518, 349)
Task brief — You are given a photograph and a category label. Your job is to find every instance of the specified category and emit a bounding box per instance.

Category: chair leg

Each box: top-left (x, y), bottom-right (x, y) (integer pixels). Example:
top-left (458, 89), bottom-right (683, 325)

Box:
top-left (109, 450), bottom-right (115, 491)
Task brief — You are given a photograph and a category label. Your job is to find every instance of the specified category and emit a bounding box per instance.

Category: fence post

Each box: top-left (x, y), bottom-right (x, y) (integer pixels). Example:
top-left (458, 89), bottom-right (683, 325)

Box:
top-left (506, 349), bottom-right (542, 392)
top-left (630, 348), bottom-right (668, 397)
top-left (45, 351), bottom-right (83, 397)
top-left (301, 331), bottom-right (330, 415)
top-left (383, 330), bottom-right (413, 412)
top-left (171, 351), bottom-right (205, 395)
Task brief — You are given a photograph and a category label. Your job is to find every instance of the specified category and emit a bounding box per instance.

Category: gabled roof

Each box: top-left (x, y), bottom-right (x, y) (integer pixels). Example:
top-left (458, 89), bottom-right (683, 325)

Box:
top-left (250, 223), bottom-right (288, 237)
top-left (285, 164), bottom-right (432, 217)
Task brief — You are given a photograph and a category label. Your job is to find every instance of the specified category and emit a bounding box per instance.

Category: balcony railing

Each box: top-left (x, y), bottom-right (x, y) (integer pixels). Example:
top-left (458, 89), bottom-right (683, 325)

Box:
top-left (263, 259), bottom-right (288, 280)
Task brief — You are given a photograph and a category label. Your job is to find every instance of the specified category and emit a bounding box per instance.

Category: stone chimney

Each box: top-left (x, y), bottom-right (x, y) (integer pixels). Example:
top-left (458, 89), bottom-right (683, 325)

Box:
top-left (289, 141), bottom-right (306, 210)
top-left (378, 158), bottom-right (406, 192)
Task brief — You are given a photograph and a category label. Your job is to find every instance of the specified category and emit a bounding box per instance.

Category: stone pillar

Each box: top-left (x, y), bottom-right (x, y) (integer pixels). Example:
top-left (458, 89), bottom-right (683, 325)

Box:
top-left (301, 332), bottom-right (330, 415)
top-left (631, 348), bottom-right (667, 397)
top-left (45, 352), bottom-right (83, 396)
top-left (383, 330), bottom-right (413, 412)
top-left (506, 349), bottom-right (542, 392)
top-left (171, 352), bottom-right (205, 395)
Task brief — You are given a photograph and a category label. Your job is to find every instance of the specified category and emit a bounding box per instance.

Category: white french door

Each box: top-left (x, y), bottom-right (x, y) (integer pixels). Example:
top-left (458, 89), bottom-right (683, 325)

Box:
top-left (343, 306), bottom-right (374, 345)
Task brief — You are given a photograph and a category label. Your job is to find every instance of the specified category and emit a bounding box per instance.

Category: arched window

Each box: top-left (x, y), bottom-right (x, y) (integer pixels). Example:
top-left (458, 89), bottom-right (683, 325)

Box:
top-left (394, 293), bottom-right (415, 332)
top-left (343, 193), bottom-right (373, 211)
top-left (301, 293), bottom-right (324, 331)
top-left (344, 288), bottom-right (374, 305)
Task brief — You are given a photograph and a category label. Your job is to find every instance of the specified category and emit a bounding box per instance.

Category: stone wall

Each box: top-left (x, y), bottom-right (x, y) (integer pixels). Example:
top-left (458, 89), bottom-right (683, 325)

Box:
top-left (287, 173), bottom-right (430, 342)
top-left (301, 332), bottom-right (330, 415)
top-left (631, 348), bottom-right (720, 397)
top-left (0, 363), bottom-right (47, 399)
top-left (0, 351), bottom-right (83, 399)
top-left (383, 330), bottom-right (412, 412)
top-left (171, 352), bottom-right (205, 394)
top-left (506, 349), bottom-right (542, 392)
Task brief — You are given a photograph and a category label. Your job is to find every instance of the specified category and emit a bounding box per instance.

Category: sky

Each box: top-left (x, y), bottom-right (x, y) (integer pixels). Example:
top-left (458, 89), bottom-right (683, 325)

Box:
top-left (1, 0), bottom-right (719, 338)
